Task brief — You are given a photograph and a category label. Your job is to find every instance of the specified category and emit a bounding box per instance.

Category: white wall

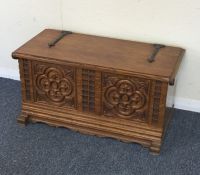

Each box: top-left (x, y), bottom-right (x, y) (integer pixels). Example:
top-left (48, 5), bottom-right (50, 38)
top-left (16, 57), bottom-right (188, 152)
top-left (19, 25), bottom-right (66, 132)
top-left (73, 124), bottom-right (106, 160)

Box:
top-left (0, 0), bottom-right (200, 112)
top-left (0, 0), bottom-right (62, 78)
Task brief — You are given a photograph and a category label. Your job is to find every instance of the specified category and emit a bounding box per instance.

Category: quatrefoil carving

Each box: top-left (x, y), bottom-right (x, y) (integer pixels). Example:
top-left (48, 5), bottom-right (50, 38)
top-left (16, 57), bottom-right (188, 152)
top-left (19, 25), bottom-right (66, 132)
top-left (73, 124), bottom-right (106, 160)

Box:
top-left (104, 79), bottom-right (147, 118)
top-left (35, 66), bottom-right (74, 106)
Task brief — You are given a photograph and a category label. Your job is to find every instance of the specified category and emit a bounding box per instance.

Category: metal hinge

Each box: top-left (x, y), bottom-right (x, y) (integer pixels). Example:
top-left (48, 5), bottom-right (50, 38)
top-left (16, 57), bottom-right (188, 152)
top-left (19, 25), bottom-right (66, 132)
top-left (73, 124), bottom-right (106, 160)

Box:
top-left (48, 30), bottom-right (72, 48)
top-left (147, 44), bottom-right (166, 63)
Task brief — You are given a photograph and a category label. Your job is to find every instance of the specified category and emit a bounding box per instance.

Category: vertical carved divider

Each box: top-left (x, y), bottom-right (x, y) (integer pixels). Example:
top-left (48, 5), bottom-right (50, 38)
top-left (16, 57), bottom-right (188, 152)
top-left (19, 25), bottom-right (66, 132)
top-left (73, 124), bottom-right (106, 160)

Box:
top-left (23, 60), bottom-right (30, 101)
top-left (18, 59), bottom-right (26, 102)
top-left (158, 82), bottom-right (168, 126)
top-left (149, 80), bottom-right (168, 127)
top-left (76, 68), bottom-right (83, 111)
top-left (152, 81), bottom-right (162, 123)
top-left (76, 68), bottom-right (101, 115)
top-left (82, 69), bottom-right (95, 112)
top-left (148, 80), bottom-right (161, 125)
top-left (94, 71), bottom-right (101, 115)
top-left (19, 59), bottom-right (33, 102)
top-left (28, 60), bottom-right (34, 102)
top-left (148, 81), bottom-right (155, 125)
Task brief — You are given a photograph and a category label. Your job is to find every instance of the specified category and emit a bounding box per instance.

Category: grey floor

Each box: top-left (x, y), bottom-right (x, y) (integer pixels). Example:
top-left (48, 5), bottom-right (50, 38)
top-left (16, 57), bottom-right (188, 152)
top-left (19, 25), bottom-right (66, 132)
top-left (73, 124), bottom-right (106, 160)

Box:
top-left (0, 77), bottom-right (200, 175)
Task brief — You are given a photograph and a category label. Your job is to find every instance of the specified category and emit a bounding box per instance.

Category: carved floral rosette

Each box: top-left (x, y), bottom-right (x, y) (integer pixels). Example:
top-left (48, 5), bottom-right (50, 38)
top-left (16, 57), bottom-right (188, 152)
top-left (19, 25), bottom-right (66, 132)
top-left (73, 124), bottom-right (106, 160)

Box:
top-left (102, 73), bottom-right (150, 121)
top-left (34, 63), bottom-right (75, 107)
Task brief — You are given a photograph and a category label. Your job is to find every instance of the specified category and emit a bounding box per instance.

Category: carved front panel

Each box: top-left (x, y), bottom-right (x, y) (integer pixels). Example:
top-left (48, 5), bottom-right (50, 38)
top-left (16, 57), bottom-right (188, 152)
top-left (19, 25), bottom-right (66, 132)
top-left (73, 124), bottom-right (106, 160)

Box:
top-left (102, 73), bottom-right (150, 121)
top-left (33, 62), bottom-right (75, 108)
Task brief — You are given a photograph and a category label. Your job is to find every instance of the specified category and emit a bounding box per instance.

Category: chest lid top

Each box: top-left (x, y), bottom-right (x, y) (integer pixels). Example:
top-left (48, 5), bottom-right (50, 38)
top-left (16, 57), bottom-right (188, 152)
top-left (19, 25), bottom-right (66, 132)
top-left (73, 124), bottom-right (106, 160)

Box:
top-left (12, 29), bottom-right (185, 83)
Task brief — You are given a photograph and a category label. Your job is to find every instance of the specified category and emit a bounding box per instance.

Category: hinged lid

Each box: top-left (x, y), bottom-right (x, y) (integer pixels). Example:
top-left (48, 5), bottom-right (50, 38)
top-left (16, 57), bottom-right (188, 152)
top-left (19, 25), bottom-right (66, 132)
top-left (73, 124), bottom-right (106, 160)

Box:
top-left (12, 29), bottom-right (185, 83)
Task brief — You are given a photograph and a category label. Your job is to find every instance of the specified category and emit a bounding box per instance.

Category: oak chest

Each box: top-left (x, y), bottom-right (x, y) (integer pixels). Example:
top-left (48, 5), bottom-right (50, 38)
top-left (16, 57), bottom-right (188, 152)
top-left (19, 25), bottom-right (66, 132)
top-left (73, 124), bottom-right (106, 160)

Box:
top-left (12, 29), bottom-right (185, 154)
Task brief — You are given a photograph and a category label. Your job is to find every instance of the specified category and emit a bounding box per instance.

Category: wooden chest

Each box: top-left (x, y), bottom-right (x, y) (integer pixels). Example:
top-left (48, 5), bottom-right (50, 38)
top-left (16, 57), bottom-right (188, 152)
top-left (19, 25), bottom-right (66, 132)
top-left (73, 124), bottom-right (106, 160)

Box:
top-left (12, 29), bottom-right (185, 154)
